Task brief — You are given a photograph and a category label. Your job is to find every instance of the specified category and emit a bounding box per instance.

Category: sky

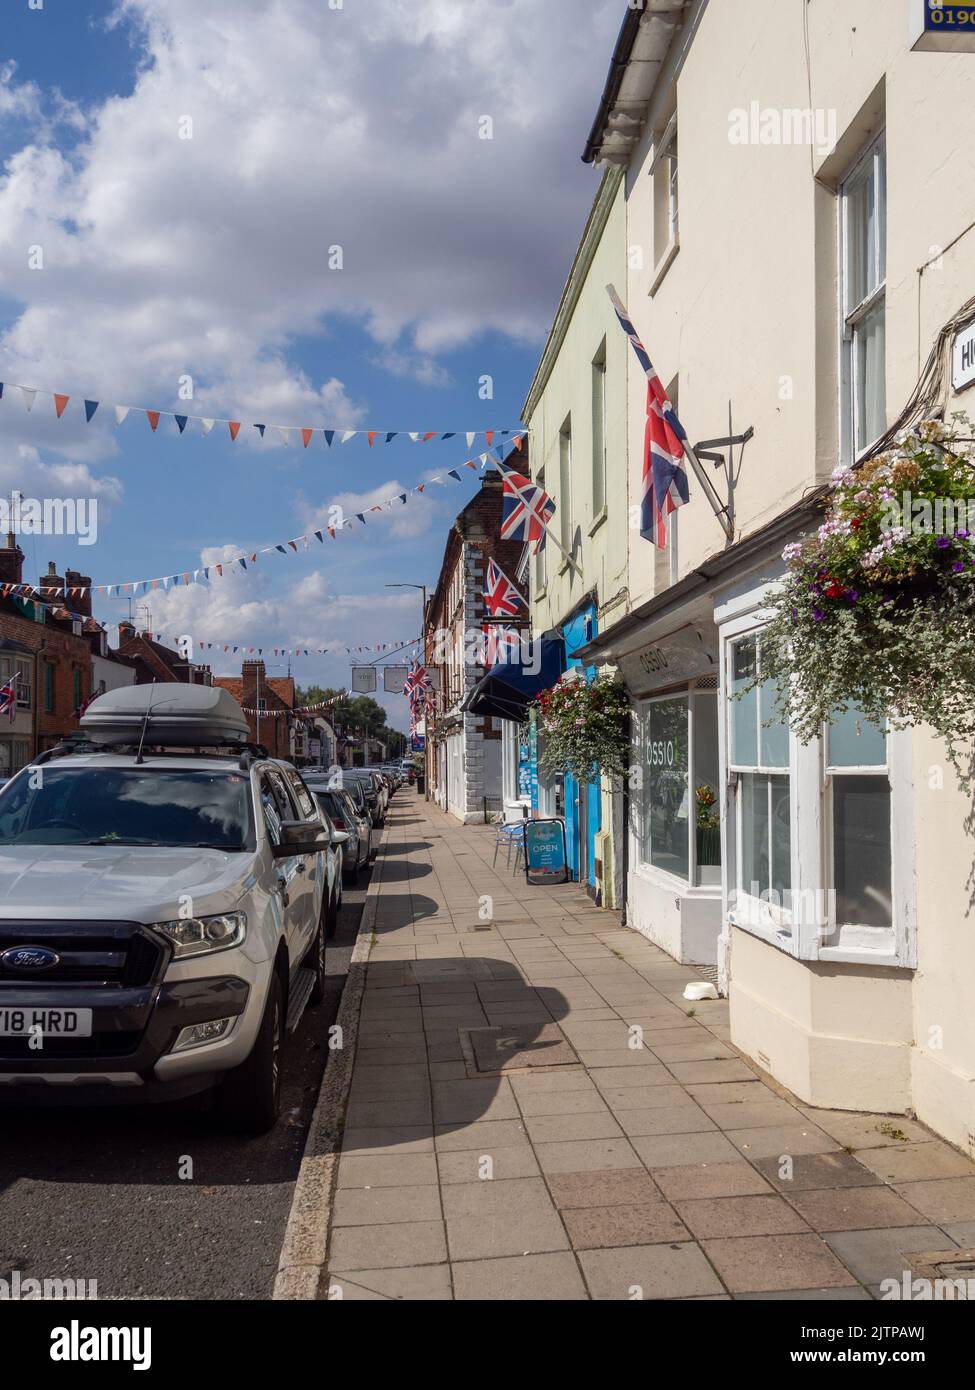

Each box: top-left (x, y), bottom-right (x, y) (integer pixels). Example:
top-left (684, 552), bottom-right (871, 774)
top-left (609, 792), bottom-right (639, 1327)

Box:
top-left (0, 0), bottom-right (622, 730)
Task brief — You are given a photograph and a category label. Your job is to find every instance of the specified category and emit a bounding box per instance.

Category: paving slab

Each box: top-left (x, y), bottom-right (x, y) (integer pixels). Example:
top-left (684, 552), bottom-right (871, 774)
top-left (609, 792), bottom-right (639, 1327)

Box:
top-left (824, 1226), bottom-right (959, 1285)
top-left (452, 1252), bottom-right (588, 1300)
top-left (578, 1242), bottom-right (725, 1300)
top-left (564, 1201), bottom-right (690, 1249)
top-left (702, 1234), bottom-right (857, 1294)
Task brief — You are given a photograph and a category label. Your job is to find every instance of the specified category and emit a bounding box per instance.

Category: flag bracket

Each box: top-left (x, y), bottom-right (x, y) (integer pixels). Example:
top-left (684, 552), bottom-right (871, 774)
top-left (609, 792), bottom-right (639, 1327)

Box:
top-left (693, 425), bottom-right (754, 467)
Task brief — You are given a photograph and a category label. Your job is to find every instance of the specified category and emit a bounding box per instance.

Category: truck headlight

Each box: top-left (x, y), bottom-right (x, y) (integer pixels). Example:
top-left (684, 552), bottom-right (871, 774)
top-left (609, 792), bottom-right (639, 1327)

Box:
top-left (152, 912), bottom-right (246, 959)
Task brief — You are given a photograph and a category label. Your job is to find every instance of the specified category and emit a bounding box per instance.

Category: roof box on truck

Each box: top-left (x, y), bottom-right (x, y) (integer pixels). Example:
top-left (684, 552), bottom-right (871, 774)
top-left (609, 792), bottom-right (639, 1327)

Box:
top-left (81, 683), bottom-right (250, 747)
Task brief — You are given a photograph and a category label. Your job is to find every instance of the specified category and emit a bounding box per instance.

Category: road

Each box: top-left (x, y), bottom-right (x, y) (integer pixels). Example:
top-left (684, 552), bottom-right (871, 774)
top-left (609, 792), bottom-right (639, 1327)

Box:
top-left (0, 862), bottom-right (371, 1301)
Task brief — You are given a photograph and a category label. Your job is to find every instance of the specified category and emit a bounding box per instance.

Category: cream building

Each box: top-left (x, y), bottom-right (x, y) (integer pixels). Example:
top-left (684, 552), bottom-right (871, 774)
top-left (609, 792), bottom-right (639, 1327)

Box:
top-left (574, 0), bottom-right (975, 1153)
top-left (521, 170), bottom-right (629, 904)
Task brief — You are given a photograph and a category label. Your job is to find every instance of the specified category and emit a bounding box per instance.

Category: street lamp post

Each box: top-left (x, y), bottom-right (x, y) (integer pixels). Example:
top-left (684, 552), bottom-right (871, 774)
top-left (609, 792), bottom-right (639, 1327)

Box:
top-left (385, 581), bottom-right (429, 793)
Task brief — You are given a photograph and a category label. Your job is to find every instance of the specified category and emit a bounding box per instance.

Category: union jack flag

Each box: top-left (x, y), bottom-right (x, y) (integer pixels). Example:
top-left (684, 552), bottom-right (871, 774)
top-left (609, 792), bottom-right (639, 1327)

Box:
top-left (403, 659), bottom-right (431, 704)
top-left (499, 467), bottom-right (555, 555)
top-left (0, 679), bottom-right (16, 723)
top-left (483, 558), bottom-right (526, 618)
top-left (607, 285), bottom-right (689, 548)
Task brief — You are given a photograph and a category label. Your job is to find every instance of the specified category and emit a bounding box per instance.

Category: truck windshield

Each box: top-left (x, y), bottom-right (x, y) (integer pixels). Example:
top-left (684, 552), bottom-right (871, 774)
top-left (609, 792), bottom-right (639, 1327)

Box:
top-left (0, 767), bottom-right (254, 850)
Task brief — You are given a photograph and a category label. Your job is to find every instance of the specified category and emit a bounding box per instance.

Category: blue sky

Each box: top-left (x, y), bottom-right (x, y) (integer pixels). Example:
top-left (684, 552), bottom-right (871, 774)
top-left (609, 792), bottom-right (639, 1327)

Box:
top-left (0, 0), bottom-right (620, 729)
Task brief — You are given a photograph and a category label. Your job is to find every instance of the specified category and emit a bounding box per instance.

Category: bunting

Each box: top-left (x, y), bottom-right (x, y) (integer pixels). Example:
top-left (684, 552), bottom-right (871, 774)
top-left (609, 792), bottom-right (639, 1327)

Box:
top-left (15, 447), bottom-right (522, 597)
top-left (0, 380), bottom-right (525, 447)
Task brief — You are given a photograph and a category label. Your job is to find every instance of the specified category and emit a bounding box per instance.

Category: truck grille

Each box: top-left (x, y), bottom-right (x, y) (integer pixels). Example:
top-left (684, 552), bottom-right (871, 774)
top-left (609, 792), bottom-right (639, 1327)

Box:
top-left (0, 921), bottom-right (166, 988)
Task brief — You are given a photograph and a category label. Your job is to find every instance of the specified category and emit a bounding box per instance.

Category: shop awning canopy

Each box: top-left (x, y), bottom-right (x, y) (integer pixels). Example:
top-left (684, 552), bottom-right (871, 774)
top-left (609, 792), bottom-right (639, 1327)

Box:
top-left (462, 634), bottom-right (565, 723)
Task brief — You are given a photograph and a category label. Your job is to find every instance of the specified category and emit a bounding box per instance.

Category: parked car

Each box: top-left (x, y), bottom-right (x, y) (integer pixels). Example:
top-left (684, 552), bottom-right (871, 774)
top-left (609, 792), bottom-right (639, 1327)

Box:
top-left (306, 781), bottom-right (370, 884)
top-left (0, 684), bottom-right (347, 1134)
top-left (343, 769), bottom-right (388, 826)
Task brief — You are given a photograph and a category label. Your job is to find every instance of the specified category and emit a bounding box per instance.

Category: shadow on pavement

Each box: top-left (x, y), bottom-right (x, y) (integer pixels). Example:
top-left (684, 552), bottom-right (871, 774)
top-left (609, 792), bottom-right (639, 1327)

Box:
top-left (347, 956), bottom-right (572, 1151)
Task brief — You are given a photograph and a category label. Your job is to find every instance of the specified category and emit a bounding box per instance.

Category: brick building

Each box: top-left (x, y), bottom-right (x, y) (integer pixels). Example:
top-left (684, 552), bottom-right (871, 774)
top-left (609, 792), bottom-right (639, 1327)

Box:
top-left (116, 621), bottom-right (212, 686)
top-left (423, 470), bottom-right (527, 823)
top-left (213, 660), bottom-right (295, 759)
top-left (0, 539), bottom-right (99, 771)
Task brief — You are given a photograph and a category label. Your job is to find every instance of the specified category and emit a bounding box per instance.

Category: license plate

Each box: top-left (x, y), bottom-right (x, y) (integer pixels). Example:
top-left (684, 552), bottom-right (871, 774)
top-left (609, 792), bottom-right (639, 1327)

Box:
top-left (0, 1008), bottom-right (93, 1038)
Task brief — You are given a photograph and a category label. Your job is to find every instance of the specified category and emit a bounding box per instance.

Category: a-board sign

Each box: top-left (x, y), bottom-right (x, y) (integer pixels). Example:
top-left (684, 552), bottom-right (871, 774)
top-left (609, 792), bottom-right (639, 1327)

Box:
top-left (523, 818), bottom-right (569, 886)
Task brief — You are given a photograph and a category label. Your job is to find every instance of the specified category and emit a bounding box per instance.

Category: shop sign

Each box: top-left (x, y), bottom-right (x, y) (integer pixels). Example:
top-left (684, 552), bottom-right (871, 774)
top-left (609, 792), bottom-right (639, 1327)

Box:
top-left (619, 624), bottom-right (717, 697)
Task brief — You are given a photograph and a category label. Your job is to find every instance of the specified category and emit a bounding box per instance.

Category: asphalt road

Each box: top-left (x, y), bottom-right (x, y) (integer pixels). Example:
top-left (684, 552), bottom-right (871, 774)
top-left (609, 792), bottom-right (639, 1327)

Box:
top-left (0, 857), bottom-right (372, 1301)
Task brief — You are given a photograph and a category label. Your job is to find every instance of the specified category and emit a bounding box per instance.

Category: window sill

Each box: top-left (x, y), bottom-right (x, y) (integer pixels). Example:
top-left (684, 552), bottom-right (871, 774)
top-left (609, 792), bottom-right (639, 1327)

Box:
top-left (632, 859), bottom-right (721, 899)
top-left (588, 508), bottom-right (608, 537)
top-left (649, 238), bottom-right (680, 297)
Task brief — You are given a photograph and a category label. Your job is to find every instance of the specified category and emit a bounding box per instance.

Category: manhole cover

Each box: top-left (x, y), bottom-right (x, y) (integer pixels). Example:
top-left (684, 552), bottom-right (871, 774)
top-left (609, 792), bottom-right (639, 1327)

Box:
top-left (466, 1023), bottom-right (579, 1073)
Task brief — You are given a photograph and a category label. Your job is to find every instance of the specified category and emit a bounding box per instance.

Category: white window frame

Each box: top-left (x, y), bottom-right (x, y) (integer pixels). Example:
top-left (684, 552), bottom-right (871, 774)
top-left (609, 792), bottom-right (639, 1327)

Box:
top-left (839, 131), bottom-right (886, 461)
top-left (591, 342), bottom-right (607, 527)
top-left (720, 607), bottom-right (916, 968)
top-left (558, 417), bottom-right (573, 563)
top-left (534, 467), bottom-right (548, 594)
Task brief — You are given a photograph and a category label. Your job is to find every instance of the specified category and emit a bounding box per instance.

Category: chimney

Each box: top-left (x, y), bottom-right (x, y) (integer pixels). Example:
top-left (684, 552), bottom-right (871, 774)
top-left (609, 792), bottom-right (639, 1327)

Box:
top-left (40, 560), bottom-right (65, 602)
top-left (118, 618), bottom-right (136, 646)
top-left (64, 570), bottom-right (93, 618)
top-left (0, 533), bottom-right (24, 587)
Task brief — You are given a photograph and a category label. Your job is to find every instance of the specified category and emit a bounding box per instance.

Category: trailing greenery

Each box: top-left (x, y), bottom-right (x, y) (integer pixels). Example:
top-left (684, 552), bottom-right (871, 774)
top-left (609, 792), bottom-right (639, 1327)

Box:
top-left (532, 673), bottom-right (630, 781)
top-left (754, 417), bottom-right (975, 772)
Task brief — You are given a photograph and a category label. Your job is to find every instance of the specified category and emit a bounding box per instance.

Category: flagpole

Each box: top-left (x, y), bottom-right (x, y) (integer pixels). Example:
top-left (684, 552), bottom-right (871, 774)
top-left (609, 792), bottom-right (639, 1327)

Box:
top-left (496, 463), bottom-right (584, 579)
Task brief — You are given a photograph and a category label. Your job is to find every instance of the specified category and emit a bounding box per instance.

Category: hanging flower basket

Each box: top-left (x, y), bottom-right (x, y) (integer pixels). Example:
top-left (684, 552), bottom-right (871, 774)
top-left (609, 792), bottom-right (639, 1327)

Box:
top-left (531, 673), bottom-right (630, 782)
top-left (754, 416), bottom-right (975, 771)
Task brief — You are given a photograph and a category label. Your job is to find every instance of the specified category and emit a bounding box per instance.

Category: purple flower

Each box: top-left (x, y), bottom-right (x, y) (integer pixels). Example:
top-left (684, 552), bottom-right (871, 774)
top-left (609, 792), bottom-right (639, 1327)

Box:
top-left (845, 589), bottom-right (859, 602)
top-left (812, 608), bottom-right (825, 622)
top-left (936, 536), bottom-right (952, 549)
top-left (953, 560), bottom-right (966, 573)
top-left (956, 530), bottom-right (971, 540)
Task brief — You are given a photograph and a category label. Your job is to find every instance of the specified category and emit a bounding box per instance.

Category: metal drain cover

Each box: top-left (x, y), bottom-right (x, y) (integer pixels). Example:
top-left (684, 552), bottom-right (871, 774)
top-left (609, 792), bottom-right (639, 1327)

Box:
top-left (466, 1023), bottom-right (579, 1073)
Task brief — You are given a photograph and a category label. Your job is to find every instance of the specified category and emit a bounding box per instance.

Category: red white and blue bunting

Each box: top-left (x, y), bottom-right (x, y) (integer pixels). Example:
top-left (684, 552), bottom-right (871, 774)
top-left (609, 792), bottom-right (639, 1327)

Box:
top-left (0, 380), bottom-right (524, 449)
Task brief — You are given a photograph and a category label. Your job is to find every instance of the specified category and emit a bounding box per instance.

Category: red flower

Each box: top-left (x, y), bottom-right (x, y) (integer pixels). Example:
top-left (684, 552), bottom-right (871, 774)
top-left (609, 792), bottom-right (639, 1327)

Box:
top-left (825, 582), bottom-right (844, 599)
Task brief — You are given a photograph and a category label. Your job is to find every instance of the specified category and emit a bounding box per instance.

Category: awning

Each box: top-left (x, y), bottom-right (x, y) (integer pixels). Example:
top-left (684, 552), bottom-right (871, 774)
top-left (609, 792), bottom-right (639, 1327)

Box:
top-left (462, 634), bottom-right (565, 723)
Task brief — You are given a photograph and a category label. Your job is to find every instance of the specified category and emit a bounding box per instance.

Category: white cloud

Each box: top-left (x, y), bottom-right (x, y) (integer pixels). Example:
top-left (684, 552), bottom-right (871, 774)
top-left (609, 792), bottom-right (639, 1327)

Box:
top-left (297, 479), bottom-right (448, 542)
top-left (0, 0), bottom-right (620, 459)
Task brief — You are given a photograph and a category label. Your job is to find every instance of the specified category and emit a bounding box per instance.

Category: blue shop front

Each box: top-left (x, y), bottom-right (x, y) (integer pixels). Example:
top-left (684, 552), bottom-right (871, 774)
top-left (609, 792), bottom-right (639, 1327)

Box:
top-left (531, 602), bottom-right (601, 894)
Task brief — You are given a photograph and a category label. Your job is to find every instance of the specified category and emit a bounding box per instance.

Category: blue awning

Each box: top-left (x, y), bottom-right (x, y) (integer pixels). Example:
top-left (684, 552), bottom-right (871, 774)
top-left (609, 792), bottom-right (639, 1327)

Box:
top-left (462, 634), bottom-right (565, 722)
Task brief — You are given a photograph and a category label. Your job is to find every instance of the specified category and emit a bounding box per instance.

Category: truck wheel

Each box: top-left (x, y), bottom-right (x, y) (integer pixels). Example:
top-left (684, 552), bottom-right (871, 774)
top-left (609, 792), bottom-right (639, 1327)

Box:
top-left (219, 974), bottom-right (283, 1134)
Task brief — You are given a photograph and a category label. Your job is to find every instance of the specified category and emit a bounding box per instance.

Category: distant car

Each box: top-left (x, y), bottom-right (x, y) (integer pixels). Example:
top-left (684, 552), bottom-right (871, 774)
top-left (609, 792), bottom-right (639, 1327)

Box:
top-left (306, 782), bottom-right (370, 884)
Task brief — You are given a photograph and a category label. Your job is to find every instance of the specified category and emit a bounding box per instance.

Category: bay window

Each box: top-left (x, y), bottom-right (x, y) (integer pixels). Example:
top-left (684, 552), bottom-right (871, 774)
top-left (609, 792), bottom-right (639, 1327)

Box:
top-left (723, 622), bottom-right (913, 968)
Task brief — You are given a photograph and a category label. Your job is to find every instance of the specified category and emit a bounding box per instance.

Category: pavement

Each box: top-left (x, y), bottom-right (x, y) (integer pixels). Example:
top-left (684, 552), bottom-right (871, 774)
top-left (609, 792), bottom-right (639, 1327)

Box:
top-left (323, 789), bottom-right (975, 1301)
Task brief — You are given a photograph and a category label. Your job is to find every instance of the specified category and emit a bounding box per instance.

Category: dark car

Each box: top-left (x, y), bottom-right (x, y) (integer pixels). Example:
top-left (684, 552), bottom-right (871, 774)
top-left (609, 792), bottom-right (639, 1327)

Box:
top-left (306, 783), bottom-right (371, 884)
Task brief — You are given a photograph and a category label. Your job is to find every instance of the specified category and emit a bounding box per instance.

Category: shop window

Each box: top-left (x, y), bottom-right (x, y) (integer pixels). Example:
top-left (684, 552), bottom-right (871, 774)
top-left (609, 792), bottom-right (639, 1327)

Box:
top-left (638, 689), bottom-right (720, 886)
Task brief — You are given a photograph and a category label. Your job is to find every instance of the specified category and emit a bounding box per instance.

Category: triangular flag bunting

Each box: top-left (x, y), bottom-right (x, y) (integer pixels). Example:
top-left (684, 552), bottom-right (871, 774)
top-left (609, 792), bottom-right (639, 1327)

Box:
top-left (367, 431), bottom-right (377, 447)
top-left (84, 399), bottom-right (99, 422)
top-left (228, 421), bottom-right (241, 441)
top-left (53, 393), bottom-right (70, 418)
top-left (301, 428), bottom-right (313, 448)
top-left (422, 432), bottom-right (436, 442)
top-left (253, 423), bottom-right (265, 437)
top-left (146, 410), bottom-right (161, 432)
top-left (485, 430), bottom-right (494, 446)
top-left (175, 415), bottom-right (188, 433)
top-left (341, 430), bottom-right (356, 444)
top-left (21, 388), bottom-right (37, 412)
top-left (466, 432), bottom-right (475, 448)
top-left (115, 406), bottom-right (130, 426)
top-left (385, 432), bottom-right (397, 444)
top-left (201, 418), bottom-right (214, 435)
top-left (323, 430), bottom-right (334, 447)
top-left (278, 428), bottom-right (290, 446)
